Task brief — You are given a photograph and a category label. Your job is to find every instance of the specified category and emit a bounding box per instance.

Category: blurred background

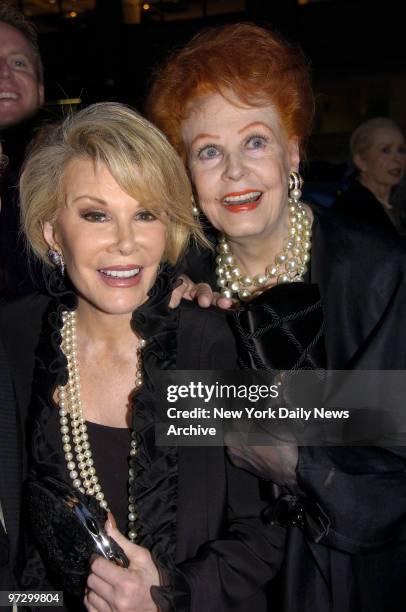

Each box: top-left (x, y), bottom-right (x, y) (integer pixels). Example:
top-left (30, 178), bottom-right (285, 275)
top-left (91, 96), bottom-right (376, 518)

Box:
top-left (8, 0), bottom-right (406, 193)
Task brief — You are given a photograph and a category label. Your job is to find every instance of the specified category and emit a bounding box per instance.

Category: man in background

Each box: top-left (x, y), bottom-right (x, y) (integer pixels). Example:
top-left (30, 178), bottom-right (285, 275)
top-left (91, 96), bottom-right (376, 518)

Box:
top-left (0, 4), bottom-right (44, 297)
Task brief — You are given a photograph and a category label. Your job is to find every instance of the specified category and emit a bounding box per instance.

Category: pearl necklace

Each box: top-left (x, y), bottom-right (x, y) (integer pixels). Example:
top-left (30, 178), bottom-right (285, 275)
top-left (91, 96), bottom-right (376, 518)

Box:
top-left (58, 309), bottom-right (146, 543)
top-left (215, 199), bottom-right (312, 300)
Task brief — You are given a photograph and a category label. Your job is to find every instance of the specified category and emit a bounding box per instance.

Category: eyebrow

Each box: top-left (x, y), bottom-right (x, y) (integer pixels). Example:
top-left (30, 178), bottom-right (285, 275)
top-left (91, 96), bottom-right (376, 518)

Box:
top-left (190, 121), bottom-right (274, 148)
top-left (72, 196), bottom-right (108, 205)
top-left (190, 133), bottom-right (220, 148)
top-left (238, 121), bottom-right (274, 134)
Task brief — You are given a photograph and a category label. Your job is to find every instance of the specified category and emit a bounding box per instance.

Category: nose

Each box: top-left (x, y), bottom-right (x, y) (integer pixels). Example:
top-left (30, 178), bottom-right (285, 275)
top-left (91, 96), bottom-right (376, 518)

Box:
top-left (110, 220), bottom-right (137, 255)
top-left (222, 152), bottom-right (247, 181)
top-left (0, 58), bottom-right (12, 78)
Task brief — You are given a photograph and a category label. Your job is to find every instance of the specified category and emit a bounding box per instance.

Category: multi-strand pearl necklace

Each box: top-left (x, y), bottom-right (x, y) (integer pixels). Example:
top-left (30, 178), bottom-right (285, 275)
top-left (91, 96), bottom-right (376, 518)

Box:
top-left (215, 199), bottom-right (312, 301)
top-left (58, 309), bottom-right (146, 543)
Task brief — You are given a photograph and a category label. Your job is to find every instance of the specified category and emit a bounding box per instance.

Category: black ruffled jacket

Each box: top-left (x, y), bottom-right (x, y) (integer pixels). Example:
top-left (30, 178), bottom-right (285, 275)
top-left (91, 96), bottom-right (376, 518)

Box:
top-left (184, 207), bottom-right (406, 612)
top-left (3, 268), bottom-right (285, 611)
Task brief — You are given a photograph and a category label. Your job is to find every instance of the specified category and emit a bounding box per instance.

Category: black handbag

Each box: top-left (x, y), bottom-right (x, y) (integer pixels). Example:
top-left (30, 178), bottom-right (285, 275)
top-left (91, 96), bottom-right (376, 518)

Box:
top-left (26, 476), bottom-right (128, 597)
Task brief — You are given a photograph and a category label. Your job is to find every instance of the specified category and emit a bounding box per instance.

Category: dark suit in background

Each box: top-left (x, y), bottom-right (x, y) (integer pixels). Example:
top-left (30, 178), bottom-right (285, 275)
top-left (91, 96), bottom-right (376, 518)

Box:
top-left (0, 336), bottom-right (23, 594)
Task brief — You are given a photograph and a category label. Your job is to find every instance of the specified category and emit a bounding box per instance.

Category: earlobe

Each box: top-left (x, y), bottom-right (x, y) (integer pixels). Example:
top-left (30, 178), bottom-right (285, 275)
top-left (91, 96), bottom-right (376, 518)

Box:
top-left (38, 84), bottom-right (45, 107)
top-left (353, 153), bottom-right (365, 173)
top-left (288, 138), bottom-right (300, 172)
top-left (43, 221), bottom-right (58, 250)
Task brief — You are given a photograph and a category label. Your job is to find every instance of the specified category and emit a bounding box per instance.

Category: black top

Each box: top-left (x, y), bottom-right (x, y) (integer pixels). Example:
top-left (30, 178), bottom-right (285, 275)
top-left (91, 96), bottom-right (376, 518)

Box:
top-left (183, 206), bottom-right (406, 612)
top-left (0, 266), bottom-right (285, 611)
top-left (333, 179), bottom-right (405, 235)
top-left (85, 422), bottom-right (131, 535)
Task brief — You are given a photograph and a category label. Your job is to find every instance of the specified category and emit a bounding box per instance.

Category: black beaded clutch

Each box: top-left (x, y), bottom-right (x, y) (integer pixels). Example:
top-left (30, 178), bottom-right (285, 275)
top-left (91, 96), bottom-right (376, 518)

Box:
top-left (26, 476), bottom-right (128, 597)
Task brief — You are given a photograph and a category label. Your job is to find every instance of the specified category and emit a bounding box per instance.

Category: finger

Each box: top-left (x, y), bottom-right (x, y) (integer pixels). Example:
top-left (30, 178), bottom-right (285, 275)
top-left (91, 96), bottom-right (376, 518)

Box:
top-left (105, 522), bottom-right (144, 567)
top-left (87, 570), bottom-right (114, 602)
top-left (194, 283), bottom-right (214, 308)
top-left (168, 281), bottom-right (187, 308)
top-left (214, 296), bottom-right (234, 310)
top-left (106, 511), bottom-right (117, 530)
top-left (224, 430), bottom-right (245, 447)
top-left (90, 553), bottom-right (127, 584)
top-left (84, 588), bottom-right (111, 612)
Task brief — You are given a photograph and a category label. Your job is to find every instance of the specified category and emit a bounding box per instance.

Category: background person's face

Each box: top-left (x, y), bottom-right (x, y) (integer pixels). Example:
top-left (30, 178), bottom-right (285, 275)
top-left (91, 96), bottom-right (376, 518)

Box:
top-left (182, 92), bottom-right (299, 244)
top-left (356, 127), bottom-right (406, 189)
top-left (0, 22), bottom-right (44, 130)
top-left (43, 159), bottom-right (167, 318)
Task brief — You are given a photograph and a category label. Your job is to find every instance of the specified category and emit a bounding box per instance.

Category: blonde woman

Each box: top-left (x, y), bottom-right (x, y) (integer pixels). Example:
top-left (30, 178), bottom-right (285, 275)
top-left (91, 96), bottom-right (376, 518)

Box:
top-left (335, 117), bottom-right (406, 232)
top-left (0, 102), bottom-right (285, 611)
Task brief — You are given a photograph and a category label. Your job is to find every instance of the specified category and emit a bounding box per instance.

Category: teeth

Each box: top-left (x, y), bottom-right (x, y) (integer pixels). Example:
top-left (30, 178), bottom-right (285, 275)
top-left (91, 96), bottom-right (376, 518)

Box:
top-left (0, 93), bottom-right (18, 100)
top-left (223, 191), bottom-right (262, 204)
top-left (100, 268), bottom-right (140, 278)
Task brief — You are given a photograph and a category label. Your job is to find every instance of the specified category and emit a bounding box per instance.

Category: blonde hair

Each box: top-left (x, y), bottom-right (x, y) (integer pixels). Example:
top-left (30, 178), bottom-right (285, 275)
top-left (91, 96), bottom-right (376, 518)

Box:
top-left (350, 117), bottom-right (403, 160)
top-left (20, 102), bottom-right (204, 265)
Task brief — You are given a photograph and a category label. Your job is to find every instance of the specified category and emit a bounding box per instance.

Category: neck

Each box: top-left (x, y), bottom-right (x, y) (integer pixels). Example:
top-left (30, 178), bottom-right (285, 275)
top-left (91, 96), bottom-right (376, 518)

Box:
top-left (227, 208), bottom-right (289, 278)
top-left (75, 299), bottom-right (135, 349)
top-left (359, 175), bottom-right (392, 208)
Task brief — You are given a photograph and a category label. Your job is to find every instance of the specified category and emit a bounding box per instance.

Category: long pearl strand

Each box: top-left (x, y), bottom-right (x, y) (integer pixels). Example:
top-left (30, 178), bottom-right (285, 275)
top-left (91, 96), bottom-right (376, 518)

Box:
top-left (58, 309), bottom-right (146, 543)
top-left (215, 199), bottom-right (312, 301)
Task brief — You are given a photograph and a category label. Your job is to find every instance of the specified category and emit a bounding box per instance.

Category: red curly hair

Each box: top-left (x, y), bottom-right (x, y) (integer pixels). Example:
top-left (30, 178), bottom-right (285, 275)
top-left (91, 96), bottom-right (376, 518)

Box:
top-left (146, 23), bottom-right (314, 159)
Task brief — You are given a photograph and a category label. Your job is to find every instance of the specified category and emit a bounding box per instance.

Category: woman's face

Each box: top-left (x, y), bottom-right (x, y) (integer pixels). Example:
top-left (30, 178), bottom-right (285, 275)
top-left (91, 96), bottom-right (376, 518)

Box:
top-left (355, 127), bottom-right (406, 188)
top-left (182, 93), bottom-right (299, 242)
top-left (43, 158), bottom-right (167, 317)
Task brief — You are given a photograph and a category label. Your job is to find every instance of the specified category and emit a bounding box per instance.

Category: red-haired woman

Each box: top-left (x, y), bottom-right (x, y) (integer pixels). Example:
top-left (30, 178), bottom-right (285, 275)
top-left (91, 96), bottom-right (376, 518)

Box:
top-left (147, 23), bottom-right (406, 612)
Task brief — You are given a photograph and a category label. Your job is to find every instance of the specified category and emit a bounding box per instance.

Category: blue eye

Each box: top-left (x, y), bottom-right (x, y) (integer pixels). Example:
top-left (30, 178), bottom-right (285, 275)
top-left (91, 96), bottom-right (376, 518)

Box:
top-left (136, 210), bottom-right (157, 221)
top-left (81, 211), bottom-right (108, 223)
top-left (246, 134), bottom-right (268, 150)
top-left (198, 145), bottom-right (220, 160)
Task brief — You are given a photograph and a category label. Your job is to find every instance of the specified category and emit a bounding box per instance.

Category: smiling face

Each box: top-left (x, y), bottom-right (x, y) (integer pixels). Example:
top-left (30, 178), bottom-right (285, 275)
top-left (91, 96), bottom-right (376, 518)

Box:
top-left (355, 127), bottom-right (406, 189)
top-left (182, 92), bottom-right (299, 244)
top-left (43, 158), bottom-right (167, 318)
top-left (0, 21), bottom-right (44, 129)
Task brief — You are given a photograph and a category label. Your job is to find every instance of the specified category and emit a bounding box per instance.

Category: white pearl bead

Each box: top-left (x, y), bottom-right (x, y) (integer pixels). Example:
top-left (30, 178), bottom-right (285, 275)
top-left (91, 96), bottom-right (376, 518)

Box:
top-left (266, 265), bottom-right (278, 277)
top-left (224, 254), bottom-right (234, 265)
top-left (254, 274), bottom-right (267, 286)
top-left (238, 289), bottom-right (251, 300)
top-left (221, 288), bottom-right (232, 299)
